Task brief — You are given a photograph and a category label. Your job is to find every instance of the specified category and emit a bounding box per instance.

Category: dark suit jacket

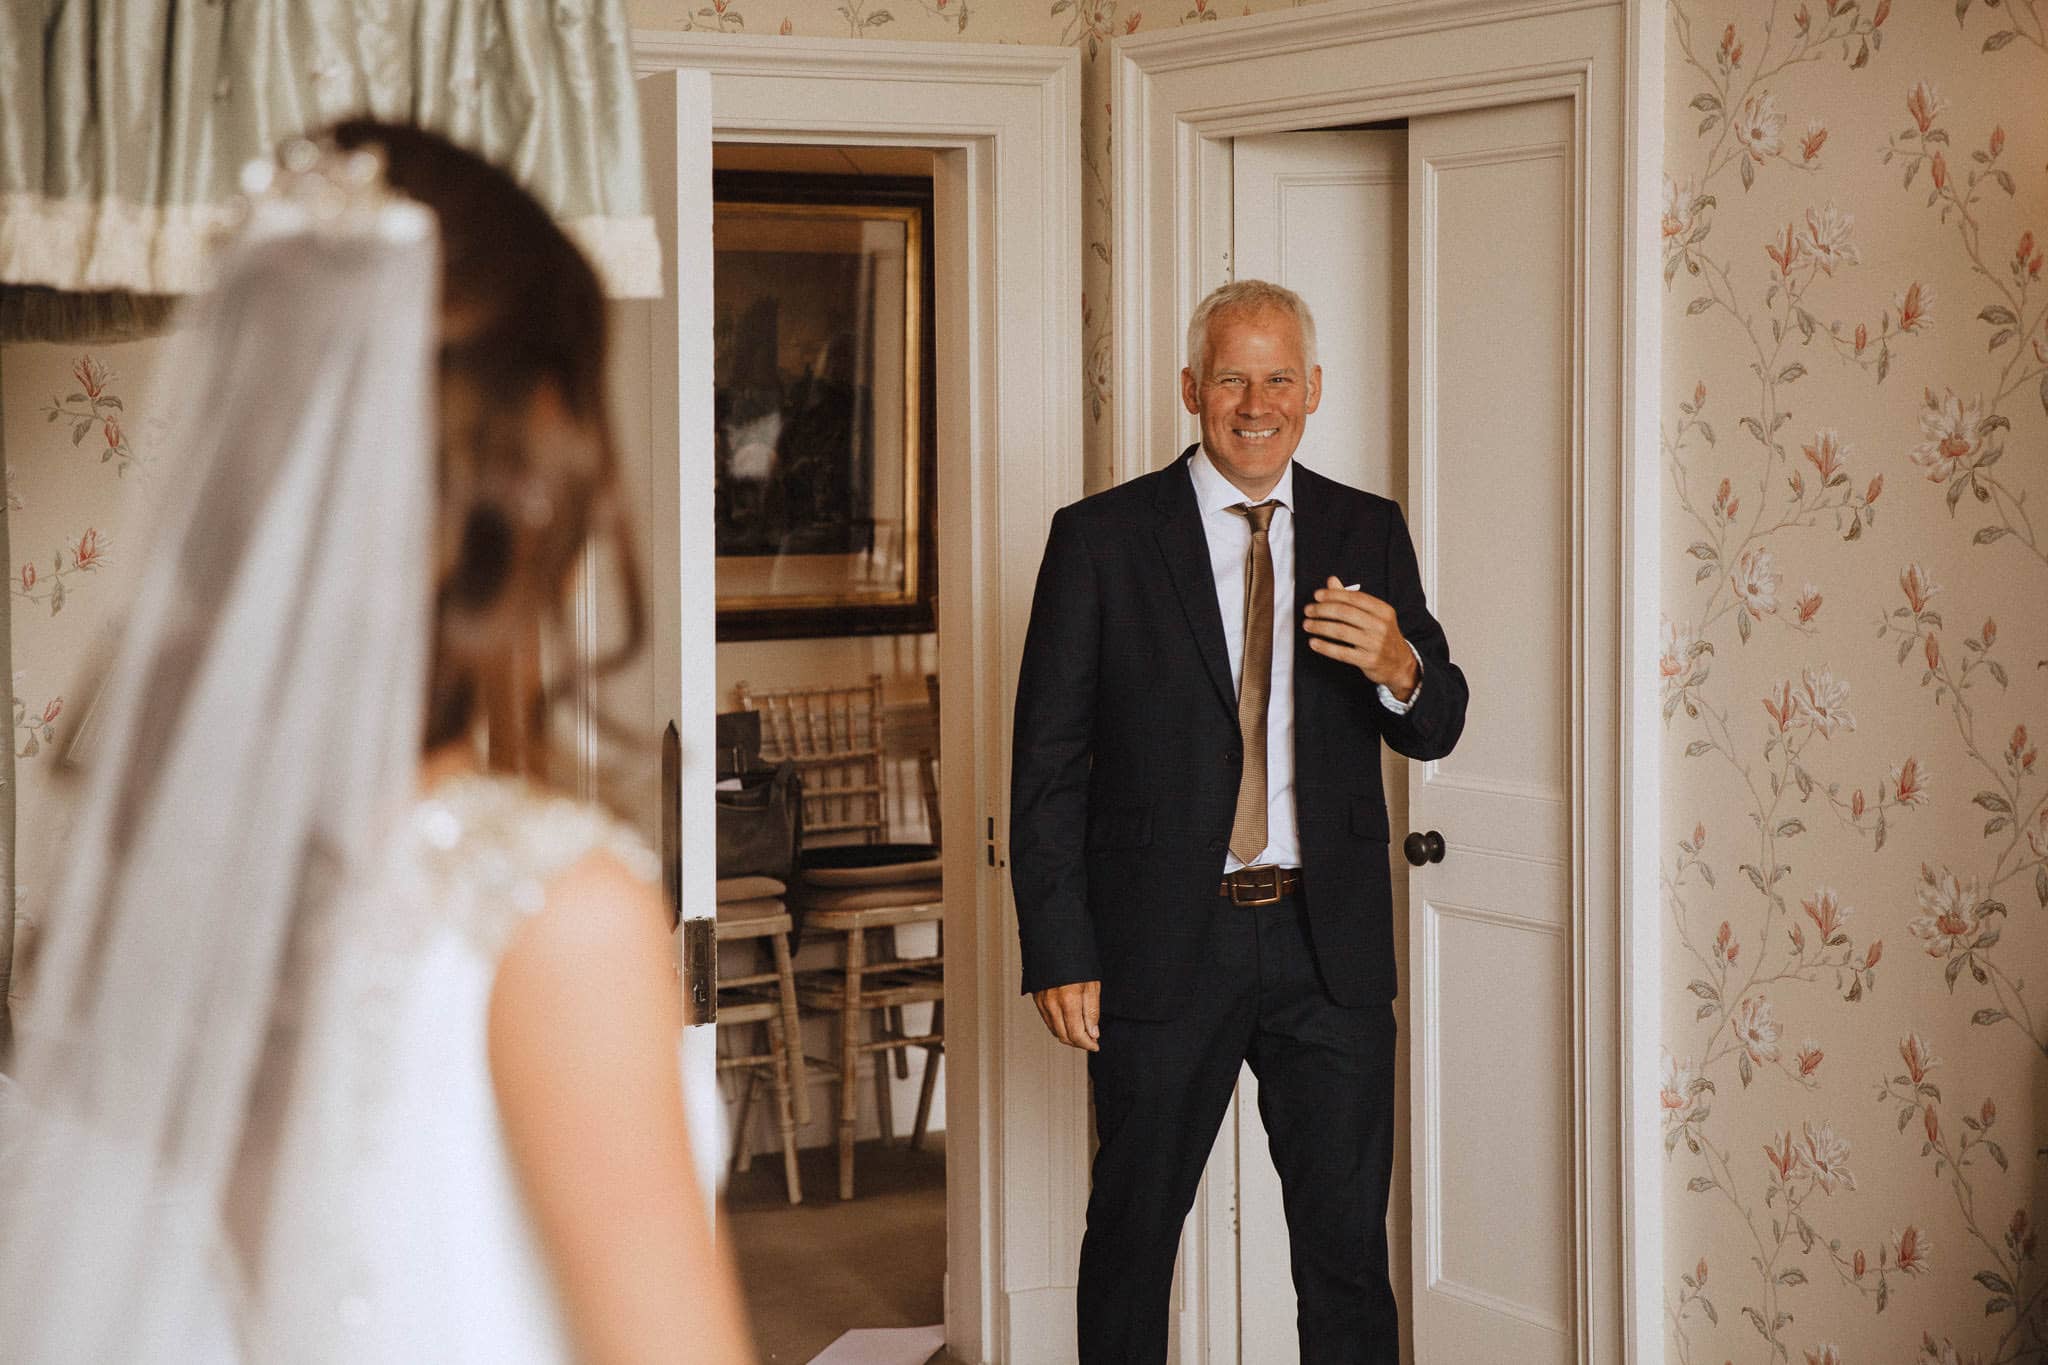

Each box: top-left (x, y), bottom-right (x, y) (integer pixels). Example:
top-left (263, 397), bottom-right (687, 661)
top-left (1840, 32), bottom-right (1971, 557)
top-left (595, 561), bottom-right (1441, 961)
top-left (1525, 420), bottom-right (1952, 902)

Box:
top-left (1009, 449), bottom-right (1468, 1019)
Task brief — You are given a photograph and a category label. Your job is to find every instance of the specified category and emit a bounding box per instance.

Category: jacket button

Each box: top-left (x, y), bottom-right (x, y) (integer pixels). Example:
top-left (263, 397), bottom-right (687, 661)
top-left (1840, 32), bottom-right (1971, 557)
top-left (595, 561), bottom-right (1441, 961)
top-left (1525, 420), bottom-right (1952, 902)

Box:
top-left (1225, 747), bottom-right (1241, 763)
top-left (1206, 837), bottom-right (1224, 853)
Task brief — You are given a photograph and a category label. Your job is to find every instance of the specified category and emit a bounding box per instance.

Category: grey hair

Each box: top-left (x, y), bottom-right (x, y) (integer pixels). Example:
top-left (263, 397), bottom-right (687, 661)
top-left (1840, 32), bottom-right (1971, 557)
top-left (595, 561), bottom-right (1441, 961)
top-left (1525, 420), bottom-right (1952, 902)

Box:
top-left (1185, 279), bottom-right (1319, 380)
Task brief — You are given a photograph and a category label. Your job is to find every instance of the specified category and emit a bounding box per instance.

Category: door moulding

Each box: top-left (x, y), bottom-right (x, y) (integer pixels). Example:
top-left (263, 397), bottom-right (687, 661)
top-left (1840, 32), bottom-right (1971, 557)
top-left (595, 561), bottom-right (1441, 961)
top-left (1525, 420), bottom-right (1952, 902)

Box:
top-left (631, 32), bottom-right (1085, 1365)
top-left (1112, 0), bottom-right (1662, 1359)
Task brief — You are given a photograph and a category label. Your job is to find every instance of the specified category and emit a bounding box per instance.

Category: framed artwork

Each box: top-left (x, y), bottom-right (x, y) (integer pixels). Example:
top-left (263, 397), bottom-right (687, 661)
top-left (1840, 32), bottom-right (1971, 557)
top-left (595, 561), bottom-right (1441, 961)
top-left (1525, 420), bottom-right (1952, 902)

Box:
top-left (711, 172), bottom-right (938, 641)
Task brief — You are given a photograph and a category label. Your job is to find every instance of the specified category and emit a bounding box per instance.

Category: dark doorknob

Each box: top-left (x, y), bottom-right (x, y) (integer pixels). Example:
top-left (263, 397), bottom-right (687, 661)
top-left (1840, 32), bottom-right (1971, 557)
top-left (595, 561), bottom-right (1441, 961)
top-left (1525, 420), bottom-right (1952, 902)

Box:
top-left (1403, 830), bottom-right (1446, 866)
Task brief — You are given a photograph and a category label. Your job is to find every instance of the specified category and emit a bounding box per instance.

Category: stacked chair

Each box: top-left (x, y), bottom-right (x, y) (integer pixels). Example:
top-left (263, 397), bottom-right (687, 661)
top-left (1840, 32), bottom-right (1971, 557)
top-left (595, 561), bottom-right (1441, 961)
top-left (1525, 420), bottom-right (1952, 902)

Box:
top-left (711, 875), bottom-right (808, 1203)
top-left (734, 676), bottom-right (888, 845)
top-left (737, 674), bottom-right (947, 1201)
top-left (709, 708), bottom-right (808, 1202)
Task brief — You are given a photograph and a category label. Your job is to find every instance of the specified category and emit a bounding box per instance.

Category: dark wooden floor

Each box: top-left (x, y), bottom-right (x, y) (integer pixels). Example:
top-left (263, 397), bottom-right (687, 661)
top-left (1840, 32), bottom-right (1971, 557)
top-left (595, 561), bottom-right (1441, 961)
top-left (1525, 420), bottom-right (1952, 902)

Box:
top-left (725, 1138), bottom-right (947, 1364)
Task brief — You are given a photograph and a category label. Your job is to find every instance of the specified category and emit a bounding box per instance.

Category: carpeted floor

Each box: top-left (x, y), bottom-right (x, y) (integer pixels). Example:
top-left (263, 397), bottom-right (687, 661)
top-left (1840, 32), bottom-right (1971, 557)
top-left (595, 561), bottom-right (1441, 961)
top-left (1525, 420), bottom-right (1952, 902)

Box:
top-left (725, 1138), bottom-right (948, 1364)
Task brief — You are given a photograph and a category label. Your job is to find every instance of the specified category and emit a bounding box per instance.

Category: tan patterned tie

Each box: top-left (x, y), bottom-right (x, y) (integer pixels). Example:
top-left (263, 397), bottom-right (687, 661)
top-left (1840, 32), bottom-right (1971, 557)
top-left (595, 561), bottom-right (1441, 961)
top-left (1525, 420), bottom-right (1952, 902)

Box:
top-left (1227, 501), bottom-right (1277, 863)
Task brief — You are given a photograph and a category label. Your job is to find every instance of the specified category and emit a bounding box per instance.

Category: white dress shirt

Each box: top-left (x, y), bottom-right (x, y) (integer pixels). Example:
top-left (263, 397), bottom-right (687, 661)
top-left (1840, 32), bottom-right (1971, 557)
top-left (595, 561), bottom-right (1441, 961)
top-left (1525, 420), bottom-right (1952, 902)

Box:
top-left (1188, 448), bottom-right (1422, 872)
top-left (1189, 448), bottom-right (1302, 872)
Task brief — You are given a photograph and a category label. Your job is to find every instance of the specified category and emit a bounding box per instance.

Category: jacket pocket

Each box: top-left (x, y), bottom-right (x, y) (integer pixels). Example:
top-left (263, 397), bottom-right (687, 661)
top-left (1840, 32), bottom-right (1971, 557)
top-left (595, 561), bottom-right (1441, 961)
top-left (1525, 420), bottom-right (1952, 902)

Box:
top-left (1349, 797), bottom-right (1390, 843)
top-left (1087, 805), bottom-right (1154, 850)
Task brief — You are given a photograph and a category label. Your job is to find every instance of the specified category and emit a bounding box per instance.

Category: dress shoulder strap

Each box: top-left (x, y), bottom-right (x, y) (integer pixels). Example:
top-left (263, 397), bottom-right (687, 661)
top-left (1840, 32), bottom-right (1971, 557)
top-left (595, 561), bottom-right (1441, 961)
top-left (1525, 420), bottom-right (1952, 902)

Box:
top-left (407, 774), bottom-right (661, 957)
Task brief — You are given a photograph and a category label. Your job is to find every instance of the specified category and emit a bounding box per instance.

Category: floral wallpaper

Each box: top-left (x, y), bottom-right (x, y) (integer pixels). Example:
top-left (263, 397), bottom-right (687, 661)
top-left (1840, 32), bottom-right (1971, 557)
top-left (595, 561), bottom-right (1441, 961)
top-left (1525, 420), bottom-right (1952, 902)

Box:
top-left (1659, 0), bottom-right (2047, 1359)
top-left (3, 0), bottom-right (2043, 1352)
top-left (0, 344), bottom-right (156, 1022)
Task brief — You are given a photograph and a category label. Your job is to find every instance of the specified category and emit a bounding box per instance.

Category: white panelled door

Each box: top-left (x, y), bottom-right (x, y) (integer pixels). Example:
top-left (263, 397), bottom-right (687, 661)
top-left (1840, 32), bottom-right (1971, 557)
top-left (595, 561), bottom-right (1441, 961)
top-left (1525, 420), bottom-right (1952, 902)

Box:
top-left (1213, 101), bottom-right (1580, 1363)
top-left (592, 69), bottom-right (723, 1202)
top-left (1405, 98), bottom-right (1577, 1365)
top-left (1224, 129), bottom-right (1410, 1365)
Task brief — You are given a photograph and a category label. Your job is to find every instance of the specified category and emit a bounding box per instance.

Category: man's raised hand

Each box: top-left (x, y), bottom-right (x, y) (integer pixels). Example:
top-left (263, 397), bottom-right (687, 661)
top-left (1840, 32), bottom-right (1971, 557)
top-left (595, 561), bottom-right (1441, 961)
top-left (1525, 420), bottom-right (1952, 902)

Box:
top-left (1303, 575), bottom-right (1418, 699)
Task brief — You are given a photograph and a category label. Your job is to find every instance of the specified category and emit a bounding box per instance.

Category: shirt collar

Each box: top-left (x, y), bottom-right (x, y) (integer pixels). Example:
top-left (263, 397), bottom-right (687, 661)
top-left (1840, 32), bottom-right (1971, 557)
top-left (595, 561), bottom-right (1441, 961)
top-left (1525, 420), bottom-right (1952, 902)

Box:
top-left (1188, 445), bottom-right (1295, 517)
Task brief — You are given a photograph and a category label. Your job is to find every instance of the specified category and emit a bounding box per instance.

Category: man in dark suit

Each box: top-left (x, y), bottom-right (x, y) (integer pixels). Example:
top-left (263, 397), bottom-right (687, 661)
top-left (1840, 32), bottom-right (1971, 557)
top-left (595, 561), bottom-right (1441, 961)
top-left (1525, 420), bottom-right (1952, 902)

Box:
top-left (1010, 280), bottom-right (1468, 1364)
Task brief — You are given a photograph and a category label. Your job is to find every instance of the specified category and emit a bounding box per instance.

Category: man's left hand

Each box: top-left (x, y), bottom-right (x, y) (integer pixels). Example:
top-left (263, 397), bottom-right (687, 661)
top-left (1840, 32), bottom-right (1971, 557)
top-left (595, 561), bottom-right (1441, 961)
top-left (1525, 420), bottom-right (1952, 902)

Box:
top-left (1303, 576), bottom-right (1418, 700)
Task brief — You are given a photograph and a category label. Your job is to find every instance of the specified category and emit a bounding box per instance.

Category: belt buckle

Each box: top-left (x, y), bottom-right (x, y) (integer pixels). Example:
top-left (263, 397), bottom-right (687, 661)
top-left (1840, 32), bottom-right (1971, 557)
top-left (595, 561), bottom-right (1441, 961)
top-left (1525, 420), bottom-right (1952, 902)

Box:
top-left (1231, 865), bottom-right (1283, 907)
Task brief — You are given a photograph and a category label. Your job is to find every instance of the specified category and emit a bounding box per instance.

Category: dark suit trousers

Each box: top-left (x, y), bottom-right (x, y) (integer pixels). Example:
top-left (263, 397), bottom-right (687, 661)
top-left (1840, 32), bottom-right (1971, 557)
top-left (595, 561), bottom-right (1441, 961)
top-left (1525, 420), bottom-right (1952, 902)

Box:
top-left (1079, 891), bottom-right (1399, 1365)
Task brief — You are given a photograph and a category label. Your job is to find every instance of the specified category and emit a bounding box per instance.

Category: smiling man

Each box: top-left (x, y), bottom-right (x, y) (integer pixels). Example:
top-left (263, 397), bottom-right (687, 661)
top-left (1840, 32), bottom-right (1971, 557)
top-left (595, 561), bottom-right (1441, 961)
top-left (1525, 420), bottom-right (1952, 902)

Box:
top-left (1010, 279), bottom-right (1469, 1364)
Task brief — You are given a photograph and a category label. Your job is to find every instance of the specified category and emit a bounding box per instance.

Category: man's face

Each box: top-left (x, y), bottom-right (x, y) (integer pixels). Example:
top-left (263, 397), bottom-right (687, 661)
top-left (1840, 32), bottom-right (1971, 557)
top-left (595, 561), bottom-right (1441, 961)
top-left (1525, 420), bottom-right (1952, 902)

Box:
top-left (1180, 306), bottom-right (1322, 499)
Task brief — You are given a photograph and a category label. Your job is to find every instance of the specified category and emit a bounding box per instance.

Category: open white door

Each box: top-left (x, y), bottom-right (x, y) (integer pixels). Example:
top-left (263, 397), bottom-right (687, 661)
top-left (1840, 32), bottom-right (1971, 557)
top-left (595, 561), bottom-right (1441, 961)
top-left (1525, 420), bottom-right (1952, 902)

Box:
top-left (1222, 128), bottom-right (1410, 1365)
top-left (585, 68), bottom-right (723, 1205)
top-left (1404, 97), bottom-right (1577, 1364)
top-left (1215, 102), bottom-right (1581, 1364)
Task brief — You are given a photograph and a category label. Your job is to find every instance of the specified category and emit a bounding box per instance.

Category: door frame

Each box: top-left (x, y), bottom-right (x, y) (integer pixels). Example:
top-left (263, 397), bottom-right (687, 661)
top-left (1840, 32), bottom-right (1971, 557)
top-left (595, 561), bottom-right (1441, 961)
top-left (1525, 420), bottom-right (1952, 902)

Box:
top-left (628, 33), bottom-right (1085, 1365)
top-left (1111, 1), bottom-right (1663, 1360)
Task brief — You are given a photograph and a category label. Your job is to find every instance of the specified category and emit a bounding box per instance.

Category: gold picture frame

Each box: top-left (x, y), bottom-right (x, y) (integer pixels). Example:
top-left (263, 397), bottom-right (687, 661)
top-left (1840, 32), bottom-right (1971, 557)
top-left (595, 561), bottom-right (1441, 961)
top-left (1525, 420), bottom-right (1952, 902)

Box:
top-left (711, 173), bottom-right (936, 641)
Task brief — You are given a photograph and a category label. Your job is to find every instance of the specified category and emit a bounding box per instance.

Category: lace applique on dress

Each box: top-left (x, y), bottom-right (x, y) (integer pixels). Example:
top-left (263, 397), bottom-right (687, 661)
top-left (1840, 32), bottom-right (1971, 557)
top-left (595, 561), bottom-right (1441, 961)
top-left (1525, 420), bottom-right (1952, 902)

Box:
top-left (259, 775), bottom-right (659, 1360)
top-left (407, 774), bottom-right (661, 959)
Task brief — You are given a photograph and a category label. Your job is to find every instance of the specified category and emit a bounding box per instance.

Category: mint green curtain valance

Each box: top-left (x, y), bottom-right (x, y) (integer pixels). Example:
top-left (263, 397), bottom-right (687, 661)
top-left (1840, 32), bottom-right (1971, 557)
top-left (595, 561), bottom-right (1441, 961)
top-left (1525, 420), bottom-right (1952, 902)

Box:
top-left (0, 1), bottom-right (658, 1050)
top-left (0, 0), bottom-right (659, 302)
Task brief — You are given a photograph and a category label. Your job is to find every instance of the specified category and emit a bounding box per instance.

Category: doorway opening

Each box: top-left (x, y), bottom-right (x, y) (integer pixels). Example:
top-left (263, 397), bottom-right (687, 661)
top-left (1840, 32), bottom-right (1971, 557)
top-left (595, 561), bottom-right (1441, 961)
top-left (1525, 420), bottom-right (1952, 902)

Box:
top-left (709, 140), bottom-right (950, 1365)
top-left (616, 43), bottom-right (1085, 1363)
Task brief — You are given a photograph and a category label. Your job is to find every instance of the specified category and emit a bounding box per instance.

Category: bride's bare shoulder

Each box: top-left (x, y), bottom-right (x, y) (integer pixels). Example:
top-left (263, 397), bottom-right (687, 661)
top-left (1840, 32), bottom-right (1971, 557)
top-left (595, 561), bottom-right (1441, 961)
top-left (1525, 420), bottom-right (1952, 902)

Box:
top-left (518, 844), bottom-right (670, 957)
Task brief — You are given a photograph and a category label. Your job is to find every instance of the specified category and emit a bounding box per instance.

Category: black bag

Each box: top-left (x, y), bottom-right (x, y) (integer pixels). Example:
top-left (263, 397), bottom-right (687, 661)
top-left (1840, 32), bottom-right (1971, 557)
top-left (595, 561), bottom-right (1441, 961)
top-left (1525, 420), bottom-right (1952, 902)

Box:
top-left (715, 761), bottom-right (803, 883)
top-left (714, 710), bottom-right (764, 778)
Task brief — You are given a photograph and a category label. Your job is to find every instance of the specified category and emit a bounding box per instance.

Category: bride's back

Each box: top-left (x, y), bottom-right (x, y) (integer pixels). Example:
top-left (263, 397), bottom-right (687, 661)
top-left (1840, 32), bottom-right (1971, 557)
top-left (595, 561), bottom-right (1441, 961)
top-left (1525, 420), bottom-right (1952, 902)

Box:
top-left (0, 126), bottom-right (754, 1364)
top-left (249, 775), bottom-right (658, 1361)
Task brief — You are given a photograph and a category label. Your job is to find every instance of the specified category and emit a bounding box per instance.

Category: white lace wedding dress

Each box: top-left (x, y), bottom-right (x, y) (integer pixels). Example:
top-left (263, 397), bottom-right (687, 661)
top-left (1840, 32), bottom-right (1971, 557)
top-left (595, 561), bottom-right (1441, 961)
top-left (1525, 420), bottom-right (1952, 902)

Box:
top-left (238, 773), bottom-right (691, 1363)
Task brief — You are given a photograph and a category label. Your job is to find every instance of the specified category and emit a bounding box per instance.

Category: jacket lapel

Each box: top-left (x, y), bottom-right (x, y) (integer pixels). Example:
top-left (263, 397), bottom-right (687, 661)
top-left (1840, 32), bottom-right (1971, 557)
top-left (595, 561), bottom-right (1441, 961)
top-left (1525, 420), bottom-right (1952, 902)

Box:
top-left (1152, 448), bottom-right (1238, 719)
top-left (1289, 462), bottom-right (1348, 699)
top-left (1290, 465), bottom-right (1345, 612)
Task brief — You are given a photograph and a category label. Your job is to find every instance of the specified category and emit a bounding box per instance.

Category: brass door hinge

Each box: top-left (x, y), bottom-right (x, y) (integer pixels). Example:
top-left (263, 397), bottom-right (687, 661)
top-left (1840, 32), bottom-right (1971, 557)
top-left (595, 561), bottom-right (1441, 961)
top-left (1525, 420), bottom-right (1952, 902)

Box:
top-left (681, 917), bottom-right (717, 1027)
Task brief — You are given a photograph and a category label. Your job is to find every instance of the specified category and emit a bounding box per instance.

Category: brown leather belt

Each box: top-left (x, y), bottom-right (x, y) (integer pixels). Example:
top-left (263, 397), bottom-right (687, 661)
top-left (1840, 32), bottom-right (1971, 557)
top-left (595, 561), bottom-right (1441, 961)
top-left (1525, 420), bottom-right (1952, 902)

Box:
top-left (1218, 865), bottom-right (1303, 906)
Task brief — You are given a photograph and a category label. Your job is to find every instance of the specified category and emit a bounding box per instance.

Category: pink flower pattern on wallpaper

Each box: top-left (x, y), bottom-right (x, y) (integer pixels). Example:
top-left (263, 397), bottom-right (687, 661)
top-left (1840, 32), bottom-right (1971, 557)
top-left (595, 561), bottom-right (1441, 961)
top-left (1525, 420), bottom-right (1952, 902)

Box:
top-left (662, 0), bottom-right (977, 37)
top-left (12, 359), bottom-right (129, 631)
top-left (671, 0), bottom-right (747, 32)
top-left (1881, 79), bottom-right (2048, 569)
top-left (9, 346), bottom-right (157, 1029)
top-left (40, 355), bottom-right (137, 475)
top-left (10, 524), bottom-right (111, 619)
top-left (1664, 0), bottom-right (2045, 1360)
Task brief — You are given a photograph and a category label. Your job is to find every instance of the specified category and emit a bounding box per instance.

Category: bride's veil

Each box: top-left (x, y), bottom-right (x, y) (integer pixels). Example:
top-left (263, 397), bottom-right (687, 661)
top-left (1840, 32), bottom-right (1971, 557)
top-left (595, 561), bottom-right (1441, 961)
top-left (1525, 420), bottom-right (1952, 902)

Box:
top-left (0, 155), bottom-right (439, 1361)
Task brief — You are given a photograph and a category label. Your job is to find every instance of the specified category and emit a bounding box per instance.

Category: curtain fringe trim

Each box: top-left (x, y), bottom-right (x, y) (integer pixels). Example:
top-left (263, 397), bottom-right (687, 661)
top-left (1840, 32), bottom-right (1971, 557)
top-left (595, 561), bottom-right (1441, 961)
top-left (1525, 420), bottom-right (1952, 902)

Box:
top-left (0, 194), bottom-right (661, 300)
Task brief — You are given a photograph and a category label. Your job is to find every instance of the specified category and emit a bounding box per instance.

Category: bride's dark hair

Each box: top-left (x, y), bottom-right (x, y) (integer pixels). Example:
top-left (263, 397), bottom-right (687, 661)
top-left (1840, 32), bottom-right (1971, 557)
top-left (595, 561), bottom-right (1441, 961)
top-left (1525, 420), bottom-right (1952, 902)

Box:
top-left (328, 119), bottom-right (645, 773)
